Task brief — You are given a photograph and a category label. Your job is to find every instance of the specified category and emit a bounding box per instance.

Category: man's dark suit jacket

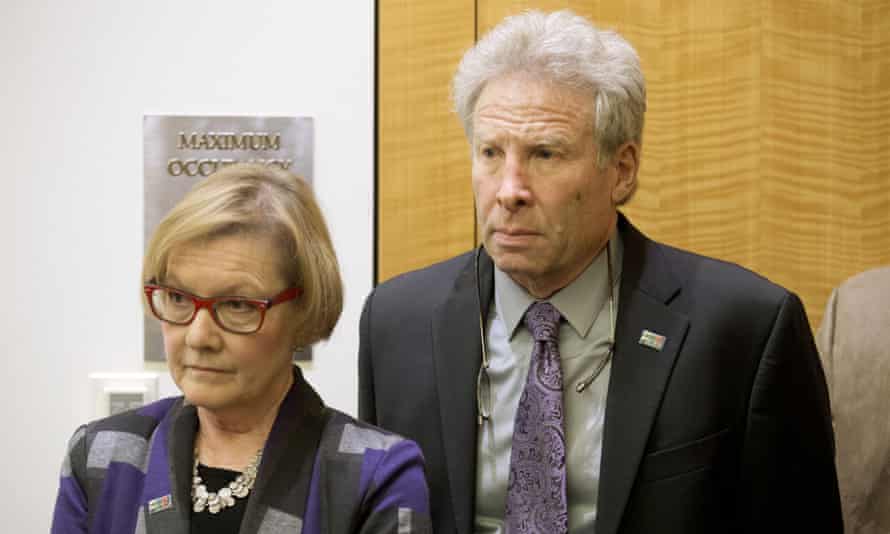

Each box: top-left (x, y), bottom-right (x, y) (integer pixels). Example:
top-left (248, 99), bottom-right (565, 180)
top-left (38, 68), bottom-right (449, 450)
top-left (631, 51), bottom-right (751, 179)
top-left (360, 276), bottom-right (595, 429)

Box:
top-left (359, 214), bottom-right (842, 534)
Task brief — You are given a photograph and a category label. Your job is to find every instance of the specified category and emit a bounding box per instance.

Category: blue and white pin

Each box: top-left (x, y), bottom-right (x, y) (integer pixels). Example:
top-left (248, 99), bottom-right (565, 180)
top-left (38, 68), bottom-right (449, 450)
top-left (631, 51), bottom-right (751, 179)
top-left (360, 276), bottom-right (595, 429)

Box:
top-left (638, 329), bottom-right (666, 351)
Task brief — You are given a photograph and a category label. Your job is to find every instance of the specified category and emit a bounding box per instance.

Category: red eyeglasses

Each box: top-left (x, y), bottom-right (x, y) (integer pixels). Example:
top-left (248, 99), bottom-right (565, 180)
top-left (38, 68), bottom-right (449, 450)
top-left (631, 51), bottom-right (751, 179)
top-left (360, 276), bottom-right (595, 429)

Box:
top-left (143, 284), bottom-right (302, 334)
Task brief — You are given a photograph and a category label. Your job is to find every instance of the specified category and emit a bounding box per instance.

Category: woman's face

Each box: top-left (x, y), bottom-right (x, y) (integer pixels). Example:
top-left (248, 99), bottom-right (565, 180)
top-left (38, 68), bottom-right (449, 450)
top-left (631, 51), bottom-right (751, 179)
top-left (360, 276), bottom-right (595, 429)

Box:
top-left (160, 233), bottom-right (299, 416)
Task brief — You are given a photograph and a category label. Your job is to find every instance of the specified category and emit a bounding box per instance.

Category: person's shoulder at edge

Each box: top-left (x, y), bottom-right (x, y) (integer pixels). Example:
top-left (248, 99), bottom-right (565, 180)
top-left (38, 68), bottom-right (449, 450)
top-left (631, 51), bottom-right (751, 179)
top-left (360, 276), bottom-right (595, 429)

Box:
top-left (833, 264), bottom-right (890, 295)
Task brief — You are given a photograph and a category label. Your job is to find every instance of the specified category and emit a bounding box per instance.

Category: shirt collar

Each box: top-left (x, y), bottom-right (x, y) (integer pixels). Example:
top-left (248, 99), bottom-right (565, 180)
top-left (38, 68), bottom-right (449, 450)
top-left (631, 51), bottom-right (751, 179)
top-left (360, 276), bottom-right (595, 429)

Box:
top-left (494, 229), bottom-right (623, 340)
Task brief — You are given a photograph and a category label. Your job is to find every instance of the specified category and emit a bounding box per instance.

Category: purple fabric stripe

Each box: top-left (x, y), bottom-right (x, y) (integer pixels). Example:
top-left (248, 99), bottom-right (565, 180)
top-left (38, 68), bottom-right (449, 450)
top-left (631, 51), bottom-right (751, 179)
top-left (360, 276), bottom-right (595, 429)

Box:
top-left (51, 477), bottom-right (87, 534)
top-left (302, 453), bottom-right (322, 534)
top-left (370, 440), bottom-right (430, 514)
top-left (91, 462), bottom-right (145, 534)
top-left (137, 397), bottom-right (177, 421)
top-left (360, 448), bottom-right (384, 500)
top-left (141, 405), bottom-right (173, 500)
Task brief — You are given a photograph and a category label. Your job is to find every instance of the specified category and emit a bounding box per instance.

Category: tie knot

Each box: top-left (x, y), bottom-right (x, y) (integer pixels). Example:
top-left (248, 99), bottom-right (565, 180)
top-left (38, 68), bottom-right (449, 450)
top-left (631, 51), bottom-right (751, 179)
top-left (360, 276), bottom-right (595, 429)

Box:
top-left (524, 301), bottom-right (562, 342)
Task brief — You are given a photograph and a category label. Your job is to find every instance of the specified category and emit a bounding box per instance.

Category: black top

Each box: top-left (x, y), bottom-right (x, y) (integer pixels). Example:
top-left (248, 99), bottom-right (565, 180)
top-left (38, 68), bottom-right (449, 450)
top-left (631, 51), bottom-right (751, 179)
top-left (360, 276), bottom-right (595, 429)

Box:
top-left (190, 464), bottom-right (248, 534)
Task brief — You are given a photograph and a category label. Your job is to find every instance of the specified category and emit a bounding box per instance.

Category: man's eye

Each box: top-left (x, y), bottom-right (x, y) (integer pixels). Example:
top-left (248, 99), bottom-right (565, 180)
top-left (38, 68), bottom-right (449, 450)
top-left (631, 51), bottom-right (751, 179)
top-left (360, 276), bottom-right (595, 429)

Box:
top-left (480, 147), bottom-right (497, 158)
top-left (536, 148), bottom-right (555, 160)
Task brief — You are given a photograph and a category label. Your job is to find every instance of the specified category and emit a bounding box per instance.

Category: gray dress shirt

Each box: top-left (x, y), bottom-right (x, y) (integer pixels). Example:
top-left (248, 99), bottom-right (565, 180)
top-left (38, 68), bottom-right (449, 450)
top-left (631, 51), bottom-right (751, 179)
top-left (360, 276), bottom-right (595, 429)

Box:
top-left (474, 234), bottom-right (623, 533)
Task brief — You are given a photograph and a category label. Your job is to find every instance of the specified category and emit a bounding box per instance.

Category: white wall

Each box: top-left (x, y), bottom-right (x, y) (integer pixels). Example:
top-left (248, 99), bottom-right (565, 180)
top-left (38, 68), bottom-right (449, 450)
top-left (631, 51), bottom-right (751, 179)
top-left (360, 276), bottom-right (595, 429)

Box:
top-left (0, 2), bottom-right (374, 531)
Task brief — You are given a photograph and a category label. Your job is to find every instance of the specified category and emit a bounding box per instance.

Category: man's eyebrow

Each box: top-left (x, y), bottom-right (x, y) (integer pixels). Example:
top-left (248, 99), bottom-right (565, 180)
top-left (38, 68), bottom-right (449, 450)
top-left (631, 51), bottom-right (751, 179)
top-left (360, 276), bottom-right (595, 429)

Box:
top-left (472, 130), bottom-right (501, 143)
top-left (534, 135), bottom-right (572, 146)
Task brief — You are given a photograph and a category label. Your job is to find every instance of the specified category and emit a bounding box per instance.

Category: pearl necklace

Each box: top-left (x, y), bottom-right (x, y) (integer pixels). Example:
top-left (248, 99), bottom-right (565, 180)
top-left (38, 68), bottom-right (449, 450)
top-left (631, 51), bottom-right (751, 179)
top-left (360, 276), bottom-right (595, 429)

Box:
top-left (191, 447), bottom-right (263, 514)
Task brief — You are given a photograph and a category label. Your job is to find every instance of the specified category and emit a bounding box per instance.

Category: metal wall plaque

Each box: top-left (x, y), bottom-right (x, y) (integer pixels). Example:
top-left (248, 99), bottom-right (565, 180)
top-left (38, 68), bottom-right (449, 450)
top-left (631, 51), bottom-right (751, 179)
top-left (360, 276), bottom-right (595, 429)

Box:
top-left (143, 115), bottom-right (314, 362)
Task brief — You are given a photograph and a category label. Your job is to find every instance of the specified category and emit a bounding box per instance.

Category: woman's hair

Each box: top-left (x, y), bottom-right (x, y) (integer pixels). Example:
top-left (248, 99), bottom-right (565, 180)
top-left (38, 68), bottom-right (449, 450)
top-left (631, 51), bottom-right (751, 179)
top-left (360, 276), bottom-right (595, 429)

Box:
top-left (142, 163), bottom-right (343, 347)
top-left (452, 9), bottom-right (646, 168)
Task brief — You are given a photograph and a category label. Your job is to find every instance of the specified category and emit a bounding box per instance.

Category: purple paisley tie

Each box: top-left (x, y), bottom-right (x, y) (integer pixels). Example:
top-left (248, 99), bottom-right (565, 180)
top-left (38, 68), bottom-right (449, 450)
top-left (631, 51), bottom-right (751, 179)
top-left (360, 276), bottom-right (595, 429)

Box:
top-left (505, 301), bottom-right (568, 534)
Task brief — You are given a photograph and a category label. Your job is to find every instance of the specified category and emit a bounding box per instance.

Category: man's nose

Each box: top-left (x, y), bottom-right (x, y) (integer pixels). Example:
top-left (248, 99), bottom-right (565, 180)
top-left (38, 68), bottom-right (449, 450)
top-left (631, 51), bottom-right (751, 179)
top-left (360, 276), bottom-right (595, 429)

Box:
top-left (496, 154), bottom-right (533, 212)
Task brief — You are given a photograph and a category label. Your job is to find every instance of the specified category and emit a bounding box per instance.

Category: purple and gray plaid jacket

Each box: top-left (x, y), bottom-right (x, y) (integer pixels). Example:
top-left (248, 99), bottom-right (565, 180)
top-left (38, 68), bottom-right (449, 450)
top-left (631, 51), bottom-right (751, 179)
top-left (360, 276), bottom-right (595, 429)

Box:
top-left (51, 366), bottom-right (431, 533)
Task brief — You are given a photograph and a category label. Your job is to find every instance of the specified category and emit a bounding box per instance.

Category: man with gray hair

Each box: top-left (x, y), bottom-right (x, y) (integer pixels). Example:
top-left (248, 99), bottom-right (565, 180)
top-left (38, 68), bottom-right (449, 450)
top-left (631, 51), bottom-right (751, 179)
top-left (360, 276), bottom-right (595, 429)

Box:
top-left (360, 10), bottom-right (841, 534)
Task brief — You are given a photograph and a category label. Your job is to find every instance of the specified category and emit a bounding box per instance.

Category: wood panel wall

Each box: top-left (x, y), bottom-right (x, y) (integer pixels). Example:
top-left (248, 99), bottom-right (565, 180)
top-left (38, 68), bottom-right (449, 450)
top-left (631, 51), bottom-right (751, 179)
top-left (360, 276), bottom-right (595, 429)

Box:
top-left (377, 0), bottom-right (890, 328)
top-left (376, 1), bottom-right (476, 283)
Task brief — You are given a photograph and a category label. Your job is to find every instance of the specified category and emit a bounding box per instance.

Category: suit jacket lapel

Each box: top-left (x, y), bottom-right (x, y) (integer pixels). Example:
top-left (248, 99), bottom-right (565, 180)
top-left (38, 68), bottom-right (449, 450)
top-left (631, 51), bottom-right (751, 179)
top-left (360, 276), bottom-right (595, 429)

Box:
top-left (240, 366), bottom-right (325, 534)
top-left (596, 216), bottom-right (690, 534)
top-left (431, 247), bottom-right (493, 534)
top-left (142, 367), bottom-right (323, 534)
top-left (141, 400), bottom-right (195, 534)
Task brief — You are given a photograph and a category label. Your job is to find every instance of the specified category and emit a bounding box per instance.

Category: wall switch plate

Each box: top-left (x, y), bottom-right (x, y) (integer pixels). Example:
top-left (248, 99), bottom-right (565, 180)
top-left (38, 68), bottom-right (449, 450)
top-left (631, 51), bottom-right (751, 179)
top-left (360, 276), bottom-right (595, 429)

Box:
top-left (89, 372), bottom-right (159, 419)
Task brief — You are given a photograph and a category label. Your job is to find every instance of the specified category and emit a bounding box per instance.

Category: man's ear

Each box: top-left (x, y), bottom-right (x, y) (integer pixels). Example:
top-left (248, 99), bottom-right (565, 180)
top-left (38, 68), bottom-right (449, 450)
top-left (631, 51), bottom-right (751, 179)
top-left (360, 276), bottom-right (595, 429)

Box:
top-left (611, 141), bottom-right (640, 205)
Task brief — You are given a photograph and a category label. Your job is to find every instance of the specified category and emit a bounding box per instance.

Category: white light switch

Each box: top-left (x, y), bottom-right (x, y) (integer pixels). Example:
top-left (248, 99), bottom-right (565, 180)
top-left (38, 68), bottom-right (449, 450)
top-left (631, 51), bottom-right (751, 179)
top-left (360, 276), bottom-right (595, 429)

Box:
top-left (89, 373), bottom-right (159, 419)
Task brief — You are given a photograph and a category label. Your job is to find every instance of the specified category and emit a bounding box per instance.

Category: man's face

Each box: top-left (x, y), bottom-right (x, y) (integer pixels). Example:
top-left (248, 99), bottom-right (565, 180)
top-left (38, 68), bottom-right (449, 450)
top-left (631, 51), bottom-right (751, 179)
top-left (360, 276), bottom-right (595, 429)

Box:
top-left (472, 73), bottom-right (629, 298)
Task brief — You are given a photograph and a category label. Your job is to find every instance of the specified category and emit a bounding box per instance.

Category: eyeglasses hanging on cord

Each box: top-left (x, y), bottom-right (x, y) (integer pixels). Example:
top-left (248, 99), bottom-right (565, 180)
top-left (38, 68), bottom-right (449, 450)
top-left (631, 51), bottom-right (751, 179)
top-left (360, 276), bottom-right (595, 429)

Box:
top-left (475, 241), bottom-right (616, 426)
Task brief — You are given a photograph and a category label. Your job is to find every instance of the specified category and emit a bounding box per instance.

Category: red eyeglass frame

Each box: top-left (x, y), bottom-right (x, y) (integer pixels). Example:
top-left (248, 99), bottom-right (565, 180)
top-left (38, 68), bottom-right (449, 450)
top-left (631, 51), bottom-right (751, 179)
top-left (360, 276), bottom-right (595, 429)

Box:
top-left (143, 284), bottom-right (302, 334)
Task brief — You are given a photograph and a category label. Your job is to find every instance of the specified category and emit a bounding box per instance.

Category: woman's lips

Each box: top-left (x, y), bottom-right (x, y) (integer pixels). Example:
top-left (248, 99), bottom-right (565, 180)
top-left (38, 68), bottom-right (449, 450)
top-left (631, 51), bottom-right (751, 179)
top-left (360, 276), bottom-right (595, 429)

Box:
top-left (186, 365), bottom-right (232, 374)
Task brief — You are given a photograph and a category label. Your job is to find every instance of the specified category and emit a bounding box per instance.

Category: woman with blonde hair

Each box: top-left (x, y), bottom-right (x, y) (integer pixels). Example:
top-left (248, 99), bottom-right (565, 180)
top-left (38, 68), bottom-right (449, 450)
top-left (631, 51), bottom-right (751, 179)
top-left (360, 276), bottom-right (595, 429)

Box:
top-left (51, 163), bottom-right (430, 533)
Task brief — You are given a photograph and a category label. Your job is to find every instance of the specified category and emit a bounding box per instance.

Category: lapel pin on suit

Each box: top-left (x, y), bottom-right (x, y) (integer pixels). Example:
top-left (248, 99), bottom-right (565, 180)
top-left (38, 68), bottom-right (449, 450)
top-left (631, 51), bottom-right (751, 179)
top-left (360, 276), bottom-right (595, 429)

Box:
top-left (639, 329), bottom-right (666, 351)
top-left (148, 494), bottom-right (173, 514)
